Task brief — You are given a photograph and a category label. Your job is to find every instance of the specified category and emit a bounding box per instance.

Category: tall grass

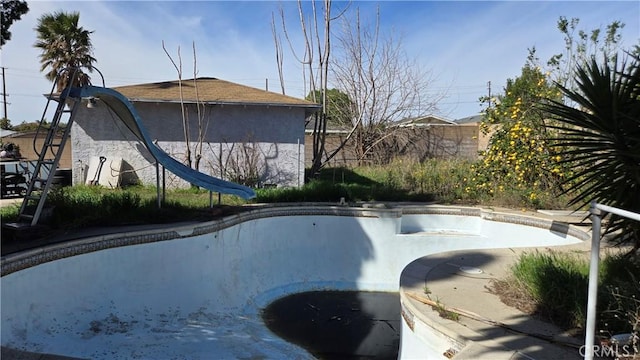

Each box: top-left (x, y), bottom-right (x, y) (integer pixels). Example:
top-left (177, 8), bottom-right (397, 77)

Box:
top-left (41, 185), bottom-right (213, 229)
top-left (0, 203), bottom-right (20, 223)
top-left (0, 158), bottom-right (575, 230)
top-left (297, 158), bottom-right (476, 204)
top-left (511, 251), bottom-right (590, 328)
top-left (508, 250), bottom-right (640, 335)
top-left (298, 158), bottom-right (572, 208)
top-left (256, 178), bottom-right (433, 203)
top-left (351, 158), bottom-right (474, 203)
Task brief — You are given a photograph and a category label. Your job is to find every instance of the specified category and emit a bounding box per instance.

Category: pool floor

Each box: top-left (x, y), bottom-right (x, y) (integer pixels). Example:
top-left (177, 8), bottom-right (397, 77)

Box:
top-left (3, 308), bottom-right (312, 359)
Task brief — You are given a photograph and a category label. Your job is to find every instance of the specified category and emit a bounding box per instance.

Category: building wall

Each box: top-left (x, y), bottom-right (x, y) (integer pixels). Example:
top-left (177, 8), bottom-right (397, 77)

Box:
top-left (413, 124), bottom-right (481, 160)
top-left (304, 132), bottom-right (359, 168)
top-left (1, 133), bottom-right (72, 169)
top-left (71, 101), bottom-right (306, 189)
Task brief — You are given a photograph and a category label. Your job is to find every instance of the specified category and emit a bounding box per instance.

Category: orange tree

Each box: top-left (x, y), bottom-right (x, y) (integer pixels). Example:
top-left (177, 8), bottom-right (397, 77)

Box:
top-left (467, 18), bottom-right (633, 209)
top-left (467, 56), bottom-right (569, 207)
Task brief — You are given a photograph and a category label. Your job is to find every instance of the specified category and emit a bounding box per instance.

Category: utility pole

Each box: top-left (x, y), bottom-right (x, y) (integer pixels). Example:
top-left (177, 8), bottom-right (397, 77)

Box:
top-left (486, 80), bottom-right (491, 110)
top-left (1, 67), bottom-right (7, 119)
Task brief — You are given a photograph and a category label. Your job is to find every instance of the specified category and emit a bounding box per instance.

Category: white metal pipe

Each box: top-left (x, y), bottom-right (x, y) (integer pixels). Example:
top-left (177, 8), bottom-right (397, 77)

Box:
top-left (297, 138), bottom-right (301, 188)
top-left (155, 161), bottom-right (161, 209)
top-left (162, 166), bottom-right (166, 205)
top-left (584, 202), bottom-right (640, 360)
top-left (595, 203), bottom-right (640, 222)
top-left (585, 201), bottom-right (602, 360)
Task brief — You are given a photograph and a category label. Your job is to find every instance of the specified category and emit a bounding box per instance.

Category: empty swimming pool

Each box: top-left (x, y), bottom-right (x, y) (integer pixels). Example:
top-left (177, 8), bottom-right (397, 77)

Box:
top-left (1, 205), bottom-right (588, 359)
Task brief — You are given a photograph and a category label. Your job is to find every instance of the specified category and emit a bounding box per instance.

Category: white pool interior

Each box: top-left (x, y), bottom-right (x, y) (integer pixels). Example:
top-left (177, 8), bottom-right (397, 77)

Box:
top-left (1, 205), bottom-right (587, 359)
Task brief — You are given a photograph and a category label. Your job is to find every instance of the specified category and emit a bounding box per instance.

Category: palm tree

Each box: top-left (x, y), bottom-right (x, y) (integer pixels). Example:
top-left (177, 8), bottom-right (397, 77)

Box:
top-left (542, 54), bottom-right (640, 250)
top-left (34, 11), bottom-right (96, 91)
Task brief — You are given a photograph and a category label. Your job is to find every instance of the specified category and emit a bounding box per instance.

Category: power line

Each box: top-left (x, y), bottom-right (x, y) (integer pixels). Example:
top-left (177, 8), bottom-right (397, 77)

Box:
top-left (7, 93), bottom-right (42, 98)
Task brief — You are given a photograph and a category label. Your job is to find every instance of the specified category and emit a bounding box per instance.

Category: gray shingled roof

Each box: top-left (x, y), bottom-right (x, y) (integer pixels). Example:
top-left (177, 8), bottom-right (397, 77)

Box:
top-left (454, 114), bottom-right (484, 124)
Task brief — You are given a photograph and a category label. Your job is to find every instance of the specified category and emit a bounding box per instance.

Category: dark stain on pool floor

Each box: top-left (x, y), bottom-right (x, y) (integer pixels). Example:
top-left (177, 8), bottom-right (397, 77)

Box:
top-left (262, 291), bottom-right (400, 359)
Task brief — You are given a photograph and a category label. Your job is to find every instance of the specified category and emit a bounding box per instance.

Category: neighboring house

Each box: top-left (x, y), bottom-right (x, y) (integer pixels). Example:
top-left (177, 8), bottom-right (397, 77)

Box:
top-left (71, 77), bottom-right (320, 189)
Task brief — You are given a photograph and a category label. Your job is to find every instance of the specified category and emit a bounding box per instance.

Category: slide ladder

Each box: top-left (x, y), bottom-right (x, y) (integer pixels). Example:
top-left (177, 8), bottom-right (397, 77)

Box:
top-left (17, 69), bottom-right (81, 226)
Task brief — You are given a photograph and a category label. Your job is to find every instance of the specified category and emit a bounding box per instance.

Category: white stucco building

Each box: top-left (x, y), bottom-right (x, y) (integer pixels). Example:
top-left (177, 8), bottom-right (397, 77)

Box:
top-left (71, 77), bottom-right (319, 189)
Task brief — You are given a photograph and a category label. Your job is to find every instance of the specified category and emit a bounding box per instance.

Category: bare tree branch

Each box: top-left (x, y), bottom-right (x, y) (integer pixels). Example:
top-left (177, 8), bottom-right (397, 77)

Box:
top-left (271, 12), bottom-right (286, 95)
top-left (328, 6), bottom-right (441, 163)
top-left (192, 41), bottom-right (210, 172)
top-left (162, 40), bottom-right (191, 168)
top-left (275, 2), bottom-right (443, 172)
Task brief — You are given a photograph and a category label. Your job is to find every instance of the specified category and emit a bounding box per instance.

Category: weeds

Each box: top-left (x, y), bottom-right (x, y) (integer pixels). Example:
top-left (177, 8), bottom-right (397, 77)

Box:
top-left (433, 298), bottom-right (460, 321)
top-left (40, 185), bottom-right (211, 229)
top-left (0, 203), bottom-right (20, 222)
top-left (302, 159), bottom-right (573, 209)
top-left (493, 250), bottom-right (640, 339)
top-left (1, 159), bottom-right (577, 231)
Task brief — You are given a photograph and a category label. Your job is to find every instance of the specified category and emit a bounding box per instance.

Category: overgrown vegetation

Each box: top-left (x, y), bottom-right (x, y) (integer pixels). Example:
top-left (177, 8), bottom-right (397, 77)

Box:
top-left (490, 250), bottom-right (640, 345)
top-left (303, 159), bottom-right (573, 208)
top-left (0, 158), bottom-right (575, 231)
top-left (257, 159), bottom-right (567, 209)
top-left (0, 185), bottom-right (225, 230)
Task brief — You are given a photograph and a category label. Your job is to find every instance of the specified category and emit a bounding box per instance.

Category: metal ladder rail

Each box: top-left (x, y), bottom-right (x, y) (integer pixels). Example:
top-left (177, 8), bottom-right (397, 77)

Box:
top-left (18, 72), bottom-right (81, 226)
top-left (18, 97), bottom-right (80, 226)
top-left (31, 67), bottom-right (103, 158)
top-left (30, 72), bottom-right (64, 158)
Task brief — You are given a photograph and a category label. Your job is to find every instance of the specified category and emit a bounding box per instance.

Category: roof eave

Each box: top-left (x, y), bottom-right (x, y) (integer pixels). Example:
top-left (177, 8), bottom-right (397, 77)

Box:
top-left (127, 98), bottom-right (321, 110)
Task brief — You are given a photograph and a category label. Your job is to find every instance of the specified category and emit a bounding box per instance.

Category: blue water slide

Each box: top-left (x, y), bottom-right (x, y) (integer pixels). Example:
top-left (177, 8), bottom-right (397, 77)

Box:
top-left (76, 86), bottom-right (256, 199)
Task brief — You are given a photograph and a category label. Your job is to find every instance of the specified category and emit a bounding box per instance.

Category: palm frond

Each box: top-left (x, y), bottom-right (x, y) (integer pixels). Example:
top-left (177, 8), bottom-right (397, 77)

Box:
top-left (541, 54), bottom-right (640, 246)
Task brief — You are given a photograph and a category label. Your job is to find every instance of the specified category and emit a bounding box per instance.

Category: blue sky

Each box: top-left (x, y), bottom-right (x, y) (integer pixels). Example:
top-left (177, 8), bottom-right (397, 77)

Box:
top-left (1, 1), bottom-right (638, 124)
